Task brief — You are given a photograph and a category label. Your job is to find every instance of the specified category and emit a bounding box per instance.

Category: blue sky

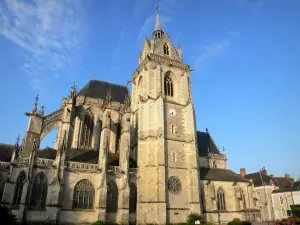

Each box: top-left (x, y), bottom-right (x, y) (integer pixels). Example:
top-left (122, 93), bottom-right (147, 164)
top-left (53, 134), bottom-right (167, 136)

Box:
top-left (0, 0), bottom-right (299, 178)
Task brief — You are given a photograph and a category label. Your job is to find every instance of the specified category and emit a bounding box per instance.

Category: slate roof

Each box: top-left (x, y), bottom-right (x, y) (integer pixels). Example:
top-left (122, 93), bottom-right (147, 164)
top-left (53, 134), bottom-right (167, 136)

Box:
top-left (244, 172), bottom-right (276, 187)
top-left (77, 80), bottom-right (129, 103)
top-left (0, 143), bottom-right (14, 162)
top-left (200, 168), bottom-right (250, 183)
top-left (67, 148), bottom-right (99, 164)
top-left (196, 131), bottom-right (221, 155)
top-left (36, 147), bottom-right (56, 159)
top-left (292, 181), bottom-right (300, 191)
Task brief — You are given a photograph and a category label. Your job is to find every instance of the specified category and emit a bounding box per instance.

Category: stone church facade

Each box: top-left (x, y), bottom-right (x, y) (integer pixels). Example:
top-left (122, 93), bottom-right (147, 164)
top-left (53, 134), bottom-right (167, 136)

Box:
top-left (0, 8), bottom-right (261, 225)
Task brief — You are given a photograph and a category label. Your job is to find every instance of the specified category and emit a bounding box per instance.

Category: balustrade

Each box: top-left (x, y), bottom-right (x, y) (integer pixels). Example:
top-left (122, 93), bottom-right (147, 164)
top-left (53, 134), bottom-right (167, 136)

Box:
top-left (66, 161), bottom-right (100, 173)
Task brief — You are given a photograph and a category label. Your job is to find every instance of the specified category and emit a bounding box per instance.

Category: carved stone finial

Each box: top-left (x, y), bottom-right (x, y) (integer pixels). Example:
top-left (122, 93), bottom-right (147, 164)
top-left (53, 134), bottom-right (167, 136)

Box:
top-left (206, 128), bottom-right (209, 133)
top-left (105, 86), bottom-right (112, 105)
top-left (70, 82), bottom-right (77, 98)
top-left (39, 106), bottom-right (45, 117)
top-left (124, 94), bottom-right (131, 112)
top-left (32, 94), bottom-right (39, 114)
top-left (15, 135), bottom-right (20, 149)
top-left (223, 146), bottom-right (226, 155)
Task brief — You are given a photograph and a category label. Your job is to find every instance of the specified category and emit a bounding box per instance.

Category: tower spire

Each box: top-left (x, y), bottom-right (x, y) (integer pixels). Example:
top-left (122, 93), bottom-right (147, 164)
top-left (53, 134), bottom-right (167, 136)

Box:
top-left (155, 3), bottom-right (162, 31)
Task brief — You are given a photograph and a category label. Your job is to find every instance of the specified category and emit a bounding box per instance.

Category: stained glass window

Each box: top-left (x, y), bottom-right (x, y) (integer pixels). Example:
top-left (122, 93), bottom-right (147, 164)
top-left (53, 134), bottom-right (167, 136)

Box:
top-left (73, 179), bottom-right (94, 209)
top-left (12, 171), bottom-right (26, 207)
top-left (30, 172), bottom-right (48, 208)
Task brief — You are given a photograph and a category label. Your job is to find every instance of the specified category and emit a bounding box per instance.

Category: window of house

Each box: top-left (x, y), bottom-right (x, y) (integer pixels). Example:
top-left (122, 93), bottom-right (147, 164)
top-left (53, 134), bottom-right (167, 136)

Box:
top-left (73, 179), bottom-right (94, 209)
top-left (282, 208), bottom-right (286, 217)
top-left (164, 74), bottom-right (173, 97)
top-left (12, 171), bottom-right (26, 207)
top-left (217, 187), bottom-right (226, 210)
top-left (280, 196), bottom-right (284, 204)
top-left (257, 192), bottom-right (261, 199)
top-left (30, 172), bottom-right (48, 208)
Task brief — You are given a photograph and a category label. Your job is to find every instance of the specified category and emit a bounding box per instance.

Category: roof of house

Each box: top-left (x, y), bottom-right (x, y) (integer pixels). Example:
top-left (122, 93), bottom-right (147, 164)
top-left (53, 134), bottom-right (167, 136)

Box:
top-left (77, 80), bottom-right (129, 104)
top-left (200, 168), bottom-right (250, 183)
top-left (273, 176), bottom-right (295, 190)
top-left (196, 131), bottom-right (221, 155)
top-left (292, 181), bottom-right (300, 191)
top-left (244, 172), bottom-right (276, 187)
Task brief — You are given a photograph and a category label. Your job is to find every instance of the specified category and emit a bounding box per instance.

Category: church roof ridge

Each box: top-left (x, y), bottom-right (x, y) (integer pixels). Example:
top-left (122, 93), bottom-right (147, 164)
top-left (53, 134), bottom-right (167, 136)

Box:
top-left (86, 79), bottom-right (128, 89)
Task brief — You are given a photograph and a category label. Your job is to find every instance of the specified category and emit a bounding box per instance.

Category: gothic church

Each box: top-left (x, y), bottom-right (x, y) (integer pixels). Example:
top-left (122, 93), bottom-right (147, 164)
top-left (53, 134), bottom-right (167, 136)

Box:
top-left (0, 8), bottom-right (261, 225)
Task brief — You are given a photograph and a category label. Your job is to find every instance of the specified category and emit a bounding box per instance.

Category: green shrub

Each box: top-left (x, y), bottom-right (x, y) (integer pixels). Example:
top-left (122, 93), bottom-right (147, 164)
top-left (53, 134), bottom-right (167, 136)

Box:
top-left (0, 206), bottom-right (17, 225)
top-left (228, 218), bottom-right (242, 225)
top-left (91, 222), bottom-right (106, 225)
top-left (186, 213), bottom-right (203, 225)
top-left (292, 207), bottom-right (300, 219)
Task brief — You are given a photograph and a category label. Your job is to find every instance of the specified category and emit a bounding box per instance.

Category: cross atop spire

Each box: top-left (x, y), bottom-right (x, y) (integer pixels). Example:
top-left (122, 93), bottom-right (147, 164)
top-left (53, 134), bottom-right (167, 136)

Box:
top-left (155, 3), bottom-right (162, 31)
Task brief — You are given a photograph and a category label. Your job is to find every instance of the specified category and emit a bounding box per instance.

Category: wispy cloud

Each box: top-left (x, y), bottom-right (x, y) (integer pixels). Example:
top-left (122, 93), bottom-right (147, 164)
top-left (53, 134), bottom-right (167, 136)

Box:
top-left (237, 0), bottom-right (265, 12)
top-left (0, 0), bottom-right (90, 92)
top-left (195, 39), bottom-right (231, 70)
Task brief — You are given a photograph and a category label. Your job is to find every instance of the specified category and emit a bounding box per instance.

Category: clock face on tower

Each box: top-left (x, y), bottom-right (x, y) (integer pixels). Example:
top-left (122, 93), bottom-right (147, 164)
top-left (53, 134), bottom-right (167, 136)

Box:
top-left (169, 108), bottom-right (176, 117)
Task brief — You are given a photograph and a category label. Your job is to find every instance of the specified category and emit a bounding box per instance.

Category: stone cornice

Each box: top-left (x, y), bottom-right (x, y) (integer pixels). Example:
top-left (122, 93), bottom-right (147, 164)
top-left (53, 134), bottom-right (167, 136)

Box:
top-left (132, 53), bottom-right (190, 80)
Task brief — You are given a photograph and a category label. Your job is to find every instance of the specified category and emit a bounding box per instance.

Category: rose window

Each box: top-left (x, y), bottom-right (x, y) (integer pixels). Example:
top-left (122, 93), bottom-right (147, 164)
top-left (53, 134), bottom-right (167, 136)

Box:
top-left (168, 176), bottom-right (182, 194)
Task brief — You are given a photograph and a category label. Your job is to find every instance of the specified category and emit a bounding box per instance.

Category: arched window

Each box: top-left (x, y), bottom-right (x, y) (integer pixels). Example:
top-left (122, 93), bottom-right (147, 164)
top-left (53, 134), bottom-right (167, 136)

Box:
top-left (73, 179), bottom-right (94, 209)
top-left (0, 174), bottom-right (5, 203)
top-left (129, 182), bottom-right (137, 213)
top-left (212, 161), bottom-right (217, 168)
top-left (12, 171), bottom-right (26, 207)
top-left (106, 180), bottom-right (118, 212)
top-left (164, 44), bottom-right (169, 55)
top-left (30, 172), bottom-right (48, 208)
top-left (80, 113), bottom-right (94, 148)
top-left (217, 187), bottom-right (226, 210)
top-left (164, 74), bottom-right (173, 97)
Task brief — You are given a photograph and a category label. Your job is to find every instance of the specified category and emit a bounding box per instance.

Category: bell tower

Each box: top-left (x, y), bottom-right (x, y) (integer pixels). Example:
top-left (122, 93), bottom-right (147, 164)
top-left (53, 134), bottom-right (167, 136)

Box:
top-left (132, 5), bottom-right (202, 224)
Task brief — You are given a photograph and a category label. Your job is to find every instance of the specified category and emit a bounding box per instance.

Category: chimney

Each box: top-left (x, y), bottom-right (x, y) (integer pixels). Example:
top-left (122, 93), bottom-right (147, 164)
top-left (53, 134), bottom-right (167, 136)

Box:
top-left (240, 168), bottom-right (246, 177)
top-left (260, 167), bottom-right (267, 175)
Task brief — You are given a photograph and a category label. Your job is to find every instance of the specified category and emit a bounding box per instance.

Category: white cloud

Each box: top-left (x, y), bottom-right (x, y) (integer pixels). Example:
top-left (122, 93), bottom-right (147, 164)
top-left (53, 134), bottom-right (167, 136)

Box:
top-left (0, 0), bottom-right (89, 91)
top-left (195, 39), bottom-right (231, 69)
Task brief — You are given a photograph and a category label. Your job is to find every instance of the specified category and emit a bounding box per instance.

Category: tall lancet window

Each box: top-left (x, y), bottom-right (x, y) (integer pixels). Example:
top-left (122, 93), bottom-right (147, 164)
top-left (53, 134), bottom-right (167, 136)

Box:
top-left (164, 44), bottom-right (169, 55)
top-left (30, 172), bottom-right (48, 208)
top-left (164, 73), bottom-right (174, 97)
top-left (80, 113), bottom-right (94, 148)
top-left (217, 187), bottom-right (226, 210)
top-left (12, 171), bottom-right (26, 207)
